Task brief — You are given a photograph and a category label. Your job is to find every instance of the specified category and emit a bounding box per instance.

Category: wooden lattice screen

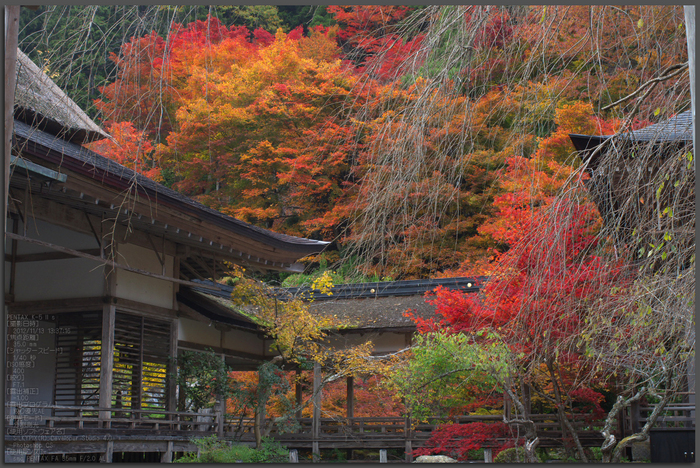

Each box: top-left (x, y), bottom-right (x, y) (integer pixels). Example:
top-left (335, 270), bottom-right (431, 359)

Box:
top-left (53, 312), bottom-right (103, 416)
top-left (112, 312), bottom-right (171, 412)
top-left (52, 311), bottom-right (172, 416)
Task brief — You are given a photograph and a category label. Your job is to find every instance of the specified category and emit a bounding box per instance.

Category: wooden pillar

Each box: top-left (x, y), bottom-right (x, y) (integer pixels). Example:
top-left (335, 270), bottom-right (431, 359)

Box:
top-left (289, 449), bottom-right (299, 463)
top-left (523, 383), bottom-right (532, 415)
top-left (312, 362), bottom-right (321, 462)
top-left (346, 376), bottom-right (354, 419)
top-left (630, 400), bottom-right (641, 434)
top-left (484, 448), bottom-right (493, 463)
top-left (379, 449), bottom-right (387, 463)
top-left (161, 441), bottom-right (174, 463)
top-left (168, 320), bottom-right (178, 412)
top-left (295, 370), bottom-right (303, 420)
top-left (216, 396), bottom-right (225, 438)
top-left (4, 5), bottom-right (19, 224)
top-left (101, 441), bottom-right (113, 463)
top-left (99, 303), bottom-right (116, 423)
top-left (404, 417), bottom-right (413, 462)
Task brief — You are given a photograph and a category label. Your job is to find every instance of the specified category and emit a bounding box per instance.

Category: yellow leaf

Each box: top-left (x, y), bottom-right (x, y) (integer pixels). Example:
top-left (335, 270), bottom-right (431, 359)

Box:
top-left (637, 18), bottom-right (644, 28)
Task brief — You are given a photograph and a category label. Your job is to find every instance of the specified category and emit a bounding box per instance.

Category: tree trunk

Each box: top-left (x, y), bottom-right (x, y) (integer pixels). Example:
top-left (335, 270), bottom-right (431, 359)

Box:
top-left (546, 359), bottom-right (588, 462)
top-left (503, 385), bottom-right (539, 463)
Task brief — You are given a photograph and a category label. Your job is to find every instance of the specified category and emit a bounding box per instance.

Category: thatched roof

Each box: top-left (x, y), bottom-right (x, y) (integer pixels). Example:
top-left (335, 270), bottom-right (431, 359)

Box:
top-left (14, 48), bottom-right (110, 143)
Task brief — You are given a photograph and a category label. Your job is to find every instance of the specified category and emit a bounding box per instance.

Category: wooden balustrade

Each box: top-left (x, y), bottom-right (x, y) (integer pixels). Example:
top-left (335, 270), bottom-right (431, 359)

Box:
top-left (5, 403), bottom-right (221, 434)
top-left (6, 402), bottom-right (694, 450)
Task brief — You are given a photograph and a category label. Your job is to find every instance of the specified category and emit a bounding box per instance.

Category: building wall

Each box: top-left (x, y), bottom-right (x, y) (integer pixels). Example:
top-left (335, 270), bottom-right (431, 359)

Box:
top-left (114, 243), bottom-right (174, 309)
top-left (6, 217), bottom-right (104, 301)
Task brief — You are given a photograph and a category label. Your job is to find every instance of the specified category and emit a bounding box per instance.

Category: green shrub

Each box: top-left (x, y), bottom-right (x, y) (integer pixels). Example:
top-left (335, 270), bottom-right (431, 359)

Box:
top-left (493, 447), bottom-right (543, 463)
top-left (173, 436), bottom-right (287, 463)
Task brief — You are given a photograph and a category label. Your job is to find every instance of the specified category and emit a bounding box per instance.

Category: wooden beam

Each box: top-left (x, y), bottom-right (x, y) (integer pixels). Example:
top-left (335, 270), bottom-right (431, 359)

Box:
top-left (5, 248), bottom-right (101, 263)
top-left (177, 340), bottom-right (266, 363)
top-left (6, 297), bottom-right (104, 314)
top-left (104, 297), bottom-right (177, 320)
top-left (5, 231), bottom-right (220, 291)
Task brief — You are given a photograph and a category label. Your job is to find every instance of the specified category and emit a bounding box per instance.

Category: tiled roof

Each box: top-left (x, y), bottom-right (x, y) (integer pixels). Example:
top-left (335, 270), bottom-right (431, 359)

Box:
top-left (620, 111), bottom-right (693, 142)
top-left (569, 110), bottom-right (694, 153)
top-left (188, 277), bottom-right (484, 330)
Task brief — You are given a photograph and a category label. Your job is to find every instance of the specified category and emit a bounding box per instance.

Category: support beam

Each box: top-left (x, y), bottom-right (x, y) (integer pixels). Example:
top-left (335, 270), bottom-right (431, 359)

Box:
top-left (379, 449), bottom-right (387, 463)
top-left (5, 248), bottom-right (102, 263)
top-left (5, 231), bottom-right (220, 291)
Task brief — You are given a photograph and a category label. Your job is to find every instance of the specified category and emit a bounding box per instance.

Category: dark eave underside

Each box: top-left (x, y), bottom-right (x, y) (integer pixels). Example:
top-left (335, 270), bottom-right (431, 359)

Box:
top-left (12, 121), bottom-right (328, 273)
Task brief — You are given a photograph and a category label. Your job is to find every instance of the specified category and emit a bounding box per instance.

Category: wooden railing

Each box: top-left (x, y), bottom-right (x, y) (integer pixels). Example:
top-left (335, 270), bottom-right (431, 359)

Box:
top-left (5, 403), bottom-right (221, 434)
top-left (6, 402), bottom-right (693, 445)
top-left (221, 413), bottom-right (611, 448)
top-left (639, 403), bottom-right (695, 429)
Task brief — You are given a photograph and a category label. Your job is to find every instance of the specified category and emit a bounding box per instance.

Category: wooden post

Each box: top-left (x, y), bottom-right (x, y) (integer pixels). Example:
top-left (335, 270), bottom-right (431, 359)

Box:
top-left (484, 448), bottom-right (493, 463)
top-left (101, 441), bottom-right (113, 463)
top-left (685, 6), bottom-right (695, 153)
top-left (168, 320), bottom-right (178, 412)
top-left (379, 449), bottom-right (388, 463)
top-left (312, 362), bottom-right (321, 463)
top-left (295, 369), bottom-right (303, 420)
top-left (161, 441), bottom-right (173, 463)
top-left (99, 304), bottom-right (116, 424)
top-left (4, 5), bottom-right (19, 225)
top-left (630, 400), bottom-right (641, 434)
top-left (405, 417), bottom-right (413, 463)
top-left (289, 449), bottom-right (299, 463)
top-left (216, 397), bottom-right (225, 439)
top-left (523, 383), bottom-right (532, 415)
top-left (346, 376), bottom-right (354, 419)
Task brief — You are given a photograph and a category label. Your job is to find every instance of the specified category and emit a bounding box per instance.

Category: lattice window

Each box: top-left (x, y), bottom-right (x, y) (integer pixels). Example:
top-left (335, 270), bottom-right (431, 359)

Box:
top-left (53, 312), bottom-right (103, 416)
top-left (112, 312), bottom-right (171, 412)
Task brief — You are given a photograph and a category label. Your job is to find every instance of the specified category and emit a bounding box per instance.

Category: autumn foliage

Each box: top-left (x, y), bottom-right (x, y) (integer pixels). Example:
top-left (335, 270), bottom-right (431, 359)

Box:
top-left (92, 6), bottom-right (687, 278)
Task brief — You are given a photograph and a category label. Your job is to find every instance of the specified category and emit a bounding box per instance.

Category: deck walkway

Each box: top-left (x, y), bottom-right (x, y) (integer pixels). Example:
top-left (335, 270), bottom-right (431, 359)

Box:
top-left (4, 403), bottom-right (695, 462)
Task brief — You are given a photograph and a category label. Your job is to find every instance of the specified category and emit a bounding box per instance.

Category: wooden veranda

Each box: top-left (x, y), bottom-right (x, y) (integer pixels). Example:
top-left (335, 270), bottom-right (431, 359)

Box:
top-left (5, 401), bottom-right (694, 462)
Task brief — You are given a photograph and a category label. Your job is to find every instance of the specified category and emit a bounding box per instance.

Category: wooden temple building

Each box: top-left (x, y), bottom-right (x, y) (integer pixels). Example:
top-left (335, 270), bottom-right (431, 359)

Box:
top-left (3, 49), bottom-right (331, 462)
top-left (4, 48), bottom-right (486, 463)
